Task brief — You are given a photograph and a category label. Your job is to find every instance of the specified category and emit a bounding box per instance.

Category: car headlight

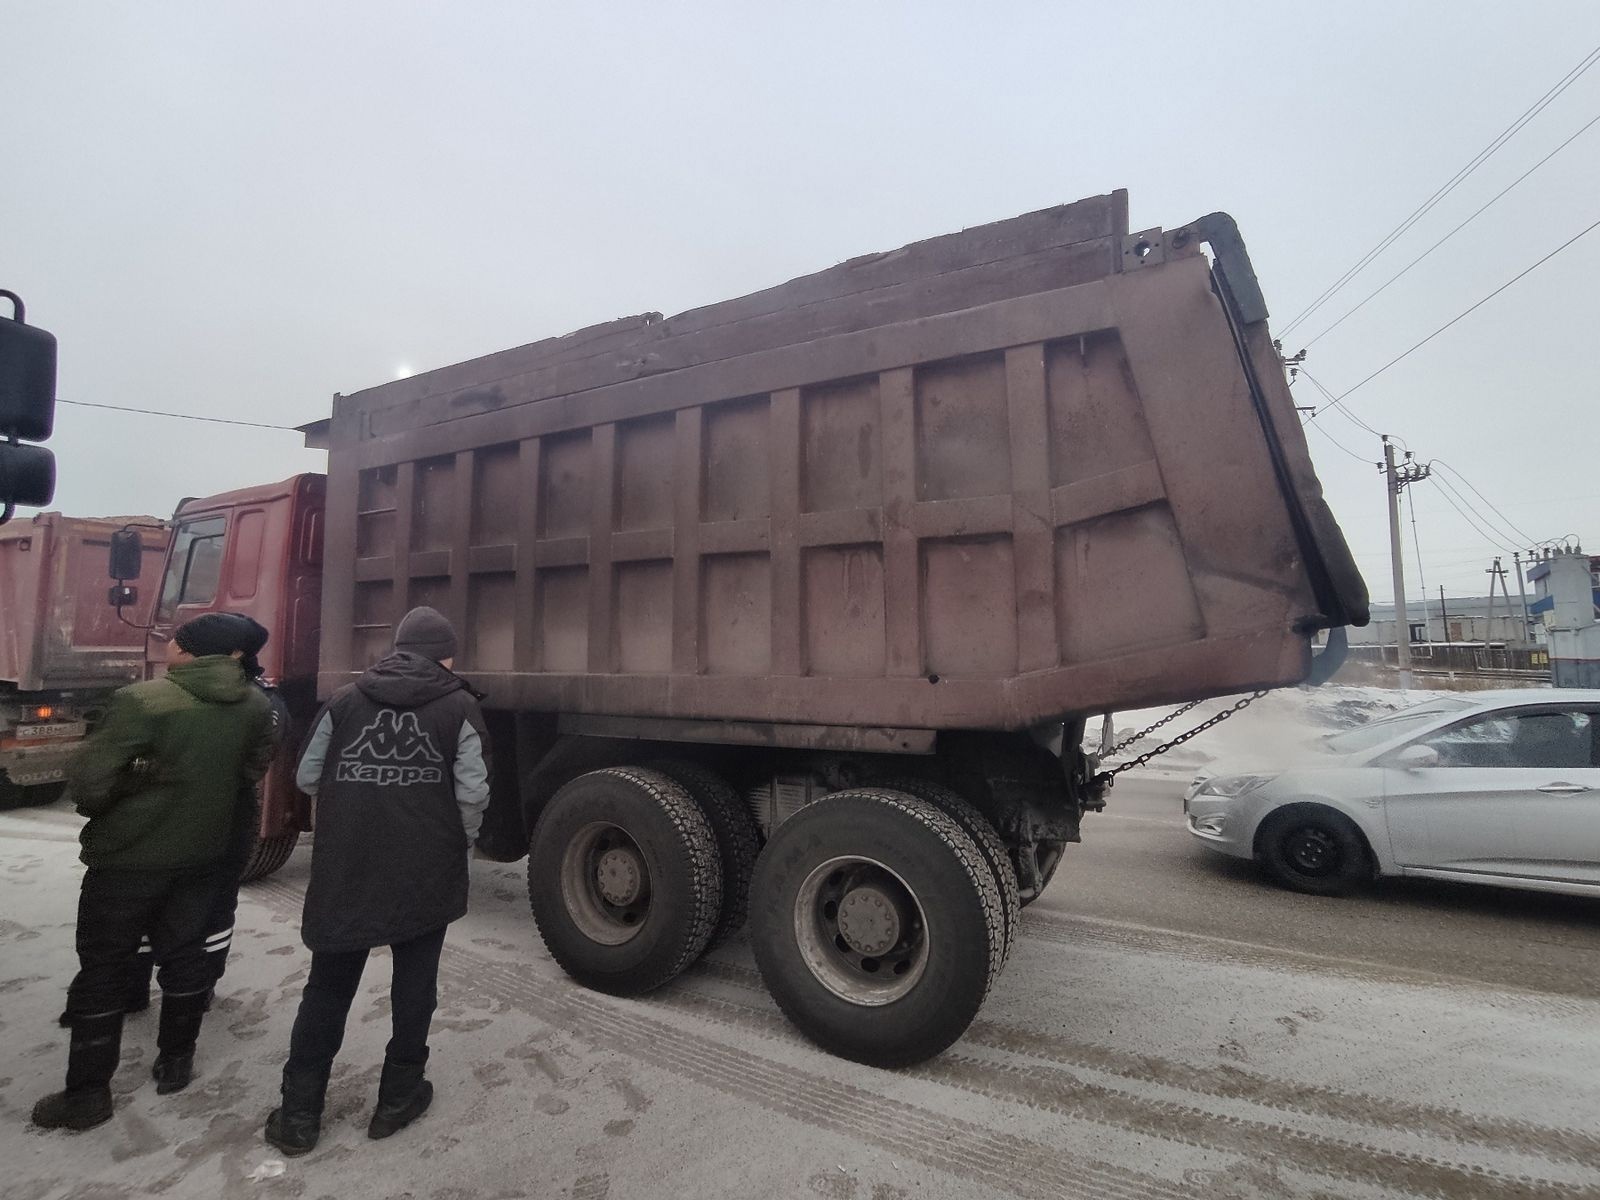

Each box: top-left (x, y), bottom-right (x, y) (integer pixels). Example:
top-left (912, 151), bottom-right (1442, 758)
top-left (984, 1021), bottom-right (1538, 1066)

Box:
top-left (1197, 773), bottom-right (1277, 798)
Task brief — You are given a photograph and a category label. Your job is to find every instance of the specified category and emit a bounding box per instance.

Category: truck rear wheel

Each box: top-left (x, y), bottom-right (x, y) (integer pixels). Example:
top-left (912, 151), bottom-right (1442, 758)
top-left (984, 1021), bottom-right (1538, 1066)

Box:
top-left (528, 767), bottom-right (722, 995)
top-left (869, 778), bottom-right (1019, 968)
top-left (647, 760), bottom-right (760, 948)
top-left (0, 778), bottom-right (67, 810)
top-left (240, 832), bottom-right (299, 883)
top-left (749, 789), bottom-right (1004, 1067)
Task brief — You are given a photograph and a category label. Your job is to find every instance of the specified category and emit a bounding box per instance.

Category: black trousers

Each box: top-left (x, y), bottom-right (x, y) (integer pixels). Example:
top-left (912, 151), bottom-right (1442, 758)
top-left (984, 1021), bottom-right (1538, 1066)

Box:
top-left (126, 797), bottom-right (260, 994)
top-left (68, 866), bottom-right (226, 1017)
top-left (201, 796), bottom-right (261, 982)
top-left (284, 926), bottom-right (448, 1074)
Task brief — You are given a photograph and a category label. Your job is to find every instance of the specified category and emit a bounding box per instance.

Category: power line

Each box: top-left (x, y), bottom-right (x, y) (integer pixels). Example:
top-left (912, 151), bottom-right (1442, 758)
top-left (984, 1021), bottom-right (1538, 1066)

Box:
top-left (1295, 366), bottom-right (1551, 562)
top-left (1280, 42), bottom-right (1600, 337)
top-left (1429, 460), bottom-right (1538, 545)
top-left (57, 398), bottom-right (301, 431)
top-left (1340, 213), bottom-right (1600, 399)
top-left (1305, 419), bottom-right (1375, 464)
top-left (1431, 472), bottom-right (1530, 550)
top-left (1299, 370), bottom-right (1391, 443)
top-left (1429, 474), bottom-right (1516, 553)
top-left (1302, 109), bottom-right (1600, 348)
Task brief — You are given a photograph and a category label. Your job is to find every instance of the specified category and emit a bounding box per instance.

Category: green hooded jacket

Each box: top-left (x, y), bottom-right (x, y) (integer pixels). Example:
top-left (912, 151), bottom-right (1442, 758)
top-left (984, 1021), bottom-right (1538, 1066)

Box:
top-left (69, 656), bottom-right (276, 871)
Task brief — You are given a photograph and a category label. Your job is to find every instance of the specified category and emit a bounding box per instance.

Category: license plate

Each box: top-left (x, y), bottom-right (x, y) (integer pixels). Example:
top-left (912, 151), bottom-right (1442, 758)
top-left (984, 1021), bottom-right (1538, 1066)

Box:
top-left (15, 721), bottom-right (86, 742)
top-left (9, 768), bottom-right (66, 786)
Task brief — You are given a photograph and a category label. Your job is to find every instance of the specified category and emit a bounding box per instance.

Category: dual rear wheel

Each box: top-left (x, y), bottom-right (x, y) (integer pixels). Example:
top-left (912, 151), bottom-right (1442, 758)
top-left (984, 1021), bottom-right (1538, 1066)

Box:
top-left (527, 767), bottom-right (1017, 1066)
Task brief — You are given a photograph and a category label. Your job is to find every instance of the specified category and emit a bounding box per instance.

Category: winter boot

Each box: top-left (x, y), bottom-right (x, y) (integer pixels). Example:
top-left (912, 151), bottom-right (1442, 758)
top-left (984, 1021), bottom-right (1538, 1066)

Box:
top-left (367, 1057), bottom-right (433, 1140)
top-left (152, 988), bottom-right (209, 1094)
top-left (31, 1010), bottom-right (123, 1131)
top-left (264, 1065), bottom-right (330, 1157)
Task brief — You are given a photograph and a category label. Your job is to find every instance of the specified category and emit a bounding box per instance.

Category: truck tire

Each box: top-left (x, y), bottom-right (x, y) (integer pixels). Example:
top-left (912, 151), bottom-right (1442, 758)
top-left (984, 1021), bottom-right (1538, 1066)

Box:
top-left (749, 789), bottom-right (1005, 1068)
top-left (647, 760), bottom-right (760, 948)
top-left (528, 767), bottom-right (722, 996)
top-left (240, 832), bottom-right (299, 883)
top-left (0, 778), bottom-right (67, 810)
top-left (869, 778), bottom-right (1019, 968)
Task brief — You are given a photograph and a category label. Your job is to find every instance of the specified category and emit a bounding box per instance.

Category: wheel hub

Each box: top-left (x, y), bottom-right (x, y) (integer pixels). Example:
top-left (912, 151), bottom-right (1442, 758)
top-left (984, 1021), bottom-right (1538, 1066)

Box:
top-left (836, 885), bottom-right (902, 956)
top-left (596, 846), bottom-right (645, 905)
top-left (793, 856), bottom-right (930, 1006)
top-left (1288, 828), bottom-right (1337, 874)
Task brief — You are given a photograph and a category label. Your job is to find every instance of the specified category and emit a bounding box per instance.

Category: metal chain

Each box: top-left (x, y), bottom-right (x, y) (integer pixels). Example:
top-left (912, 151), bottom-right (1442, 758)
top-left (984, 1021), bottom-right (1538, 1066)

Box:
top-left (1102, 699), bottom-right (1205, 757)
top-left (1094, 691), bottom-right (1270, 785)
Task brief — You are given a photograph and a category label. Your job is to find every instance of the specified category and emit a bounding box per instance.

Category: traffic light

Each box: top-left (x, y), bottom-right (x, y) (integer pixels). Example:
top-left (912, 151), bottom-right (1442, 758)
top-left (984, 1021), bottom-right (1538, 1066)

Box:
top-left (0, 290), bottom-right (57, 522)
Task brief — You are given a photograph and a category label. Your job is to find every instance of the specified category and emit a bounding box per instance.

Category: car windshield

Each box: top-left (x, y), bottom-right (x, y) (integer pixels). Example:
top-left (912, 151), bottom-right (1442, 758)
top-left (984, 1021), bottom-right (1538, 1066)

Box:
top-left (1322, 698), bottom-right (1474, 755)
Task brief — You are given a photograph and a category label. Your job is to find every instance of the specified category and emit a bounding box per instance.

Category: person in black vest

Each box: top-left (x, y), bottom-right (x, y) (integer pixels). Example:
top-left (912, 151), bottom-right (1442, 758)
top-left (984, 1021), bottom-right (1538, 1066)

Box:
top-left (264, 607), bottom-right (489, 1156)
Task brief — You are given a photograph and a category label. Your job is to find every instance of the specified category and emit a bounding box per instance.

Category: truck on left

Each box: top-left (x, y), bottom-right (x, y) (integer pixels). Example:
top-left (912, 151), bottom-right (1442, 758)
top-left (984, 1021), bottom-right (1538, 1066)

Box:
top-left (0, 513), bottom-right (169, 807)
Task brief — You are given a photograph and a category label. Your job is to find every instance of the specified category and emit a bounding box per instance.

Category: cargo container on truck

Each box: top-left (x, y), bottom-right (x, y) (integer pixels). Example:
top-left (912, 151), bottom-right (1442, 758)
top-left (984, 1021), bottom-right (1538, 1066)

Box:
top-left (1, 514), bottom-right (167, 806)
top-left (113, 191), bottom-right (1368, 1063)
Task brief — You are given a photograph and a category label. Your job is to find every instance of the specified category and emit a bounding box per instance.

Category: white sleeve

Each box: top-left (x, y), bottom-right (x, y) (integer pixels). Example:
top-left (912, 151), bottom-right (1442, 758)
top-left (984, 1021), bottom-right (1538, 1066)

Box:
top-left (296, 711), bottom-right (335, 797)
top-left (453, 720), bottom-right (490, 841)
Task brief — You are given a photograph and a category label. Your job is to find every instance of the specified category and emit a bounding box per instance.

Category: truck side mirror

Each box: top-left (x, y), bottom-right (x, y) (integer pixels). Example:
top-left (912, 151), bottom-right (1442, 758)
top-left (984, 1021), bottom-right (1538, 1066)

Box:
top-left (109, 529), bottom-right (144, 581)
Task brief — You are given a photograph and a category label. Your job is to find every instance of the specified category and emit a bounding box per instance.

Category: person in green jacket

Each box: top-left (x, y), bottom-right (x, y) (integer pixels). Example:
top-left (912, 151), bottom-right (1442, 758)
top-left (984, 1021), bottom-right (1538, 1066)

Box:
top-left (31, 613), bottom-right (277, 1133)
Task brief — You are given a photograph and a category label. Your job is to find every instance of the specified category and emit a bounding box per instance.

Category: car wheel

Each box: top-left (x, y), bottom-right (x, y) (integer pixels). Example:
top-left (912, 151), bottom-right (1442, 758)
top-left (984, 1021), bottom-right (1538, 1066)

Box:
top-left (1256, 806), bottom-right (1371, 897)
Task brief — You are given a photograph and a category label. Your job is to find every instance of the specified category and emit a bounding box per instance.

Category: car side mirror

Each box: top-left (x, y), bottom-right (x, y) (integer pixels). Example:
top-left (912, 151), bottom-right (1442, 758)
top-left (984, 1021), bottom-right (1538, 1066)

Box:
top-left (1394, 744), bottom-right (1440, 771)
top-left (109, 528), bottom-right (144, 581)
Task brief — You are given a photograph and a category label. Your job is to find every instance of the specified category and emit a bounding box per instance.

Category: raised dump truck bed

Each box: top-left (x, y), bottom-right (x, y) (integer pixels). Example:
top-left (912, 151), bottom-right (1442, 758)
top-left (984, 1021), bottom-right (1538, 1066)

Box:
top-left (318, 190), bottom-right (1366, 725)
top-left (304, 192), bottom-right (1367, 1066)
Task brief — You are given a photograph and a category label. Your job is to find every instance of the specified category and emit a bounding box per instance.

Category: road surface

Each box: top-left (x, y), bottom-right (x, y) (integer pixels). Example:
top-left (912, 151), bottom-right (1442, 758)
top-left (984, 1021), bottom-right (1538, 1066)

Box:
top-left (3, 778), bottom-right (1597, 1200)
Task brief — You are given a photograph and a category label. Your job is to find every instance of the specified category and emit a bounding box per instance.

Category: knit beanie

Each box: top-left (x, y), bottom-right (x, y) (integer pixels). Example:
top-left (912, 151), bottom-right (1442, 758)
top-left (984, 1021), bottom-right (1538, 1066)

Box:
top-left (231, 614), bottom-right (270, 679)
top-left (394, 606), bottom-right (458, 662)
top-left (174, 612), bottom-right (257, 659)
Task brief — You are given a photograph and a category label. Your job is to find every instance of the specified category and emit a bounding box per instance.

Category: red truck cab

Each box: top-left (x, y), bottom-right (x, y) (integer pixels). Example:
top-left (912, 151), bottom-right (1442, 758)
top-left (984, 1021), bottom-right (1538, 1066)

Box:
top-left (142, 474), bottom-right (326, 878)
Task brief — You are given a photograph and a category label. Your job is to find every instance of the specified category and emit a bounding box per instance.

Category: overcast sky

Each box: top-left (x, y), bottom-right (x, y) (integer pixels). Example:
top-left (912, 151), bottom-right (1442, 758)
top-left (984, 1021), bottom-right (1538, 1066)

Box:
top-left (4, 2), bottom-right (1597, 608)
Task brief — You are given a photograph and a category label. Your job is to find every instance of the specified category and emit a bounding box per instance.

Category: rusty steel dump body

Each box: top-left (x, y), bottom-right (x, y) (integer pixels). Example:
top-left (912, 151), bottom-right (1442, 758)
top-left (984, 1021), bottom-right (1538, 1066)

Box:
top-left (0, 514), bottom-right (166, 693)
top-left (318, 191), bottom-right (1367, 733)
top-left (0, 514), bottom-right (167, 797)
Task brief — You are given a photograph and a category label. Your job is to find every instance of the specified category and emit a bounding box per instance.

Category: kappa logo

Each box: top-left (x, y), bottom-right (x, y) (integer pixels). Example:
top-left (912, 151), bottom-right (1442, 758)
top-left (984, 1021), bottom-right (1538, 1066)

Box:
top-left (336, 710), bottom-right (446, 787)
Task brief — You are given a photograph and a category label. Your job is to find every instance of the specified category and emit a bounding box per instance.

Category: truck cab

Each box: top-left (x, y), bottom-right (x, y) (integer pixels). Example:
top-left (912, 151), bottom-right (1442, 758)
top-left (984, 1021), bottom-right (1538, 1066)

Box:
top-left (141, 474), bottom-right (327, 877)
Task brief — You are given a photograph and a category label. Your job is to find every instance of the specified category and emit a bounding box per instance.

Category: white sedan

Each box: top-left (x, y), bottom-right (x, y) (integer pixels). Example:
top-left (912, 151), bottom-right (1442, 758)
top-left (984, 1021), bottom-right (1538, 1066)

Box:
top-left (1184, 689), bottom-right (1600, 897)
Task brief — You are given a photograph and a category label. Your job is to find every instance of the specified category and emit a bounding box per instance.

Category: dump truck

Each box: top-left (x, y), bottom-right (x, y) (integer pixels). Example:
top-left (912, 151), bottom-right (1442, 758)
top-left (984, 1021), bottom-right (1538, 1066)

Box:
top-left (113, 190), bottom-right (1368, 1064)
top-left (1, 513), bottom-right (168, 807)
top-left (112, 475), bottom-right (326, 881)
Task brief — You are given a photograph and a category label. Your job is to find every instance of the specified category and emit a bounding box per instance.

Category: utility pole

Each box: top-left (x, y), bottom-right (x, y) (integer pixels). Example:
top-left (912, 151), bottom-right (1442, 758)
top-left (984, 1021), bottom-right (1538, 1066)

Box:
top-left (1512, 550), bottom-right (1533, 645)
top-left (1438, 585), bottom-right (1450, 642)
top-left (1382, 437), bottom-right (1430, 690)
top-left (1485, 559), bottom-right (1501, 653)
top-left (1485, 558), bottom-right (1518, 655)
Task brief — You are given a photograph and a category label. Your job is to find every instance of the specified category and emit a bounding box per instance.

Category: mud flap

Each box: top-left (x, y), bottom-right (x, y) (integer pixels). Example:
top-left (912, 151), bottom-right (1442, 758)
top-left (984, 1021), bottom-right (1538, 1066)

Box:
top-left (1306, 625), bottom-right (1349, 688)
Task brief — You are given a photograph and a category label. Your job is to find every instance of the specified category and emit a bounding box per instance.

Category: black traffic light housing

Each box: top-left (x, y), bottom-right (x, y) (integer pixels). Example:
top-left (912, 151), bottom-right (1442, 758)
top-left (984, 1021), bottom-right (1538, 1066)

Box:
top-left (0, 290), bottom-right (58, 522)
